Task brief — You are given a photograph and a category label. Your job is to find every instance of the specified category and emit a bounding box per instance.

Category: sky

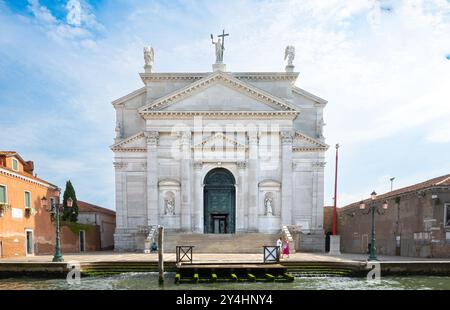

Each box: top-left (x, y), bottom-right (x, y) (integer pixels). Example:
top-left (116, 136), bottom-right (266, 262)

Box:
top-left (0, 0), bottom-right (449, 211)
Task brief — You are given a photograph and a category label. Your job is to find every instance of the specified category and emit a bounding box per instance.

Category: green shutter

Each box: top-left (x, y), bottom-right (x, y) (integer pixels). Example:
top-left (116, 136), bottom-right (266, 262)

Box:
top-left (0, 186), bottom-right (5, 203)
top-left (25, 192), bottom-right (31, 208)
top-left (13, 159), bottom-right (18, 171)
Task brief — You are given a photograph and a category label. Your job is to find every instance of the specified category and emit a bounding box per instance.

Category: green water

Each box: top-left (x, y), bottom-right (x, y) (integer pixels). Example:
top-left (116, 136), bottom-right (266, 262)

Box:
top-left (1, 273), bottom-right (450, 290)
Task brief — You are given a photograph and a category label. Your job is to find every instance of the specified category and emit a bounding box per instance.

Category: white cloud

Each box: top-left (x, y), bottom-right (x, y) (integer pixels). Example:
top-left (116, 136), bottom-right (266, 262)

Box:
top-left (27, 0), bottom-right (57, 24)
top-left (2, 0), bottom-right (450, 209)
top-left (66, 0), bottom-right (82, 26)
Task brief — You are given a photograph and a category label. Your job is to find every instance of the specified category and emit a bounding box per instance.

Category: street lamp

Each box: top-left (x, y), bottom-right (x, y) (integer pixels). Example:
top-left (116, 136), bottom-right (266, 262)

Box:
top-left (359, 190), bottom-right (388, 261)
top-left (41, 189), bottom-right (73, 262)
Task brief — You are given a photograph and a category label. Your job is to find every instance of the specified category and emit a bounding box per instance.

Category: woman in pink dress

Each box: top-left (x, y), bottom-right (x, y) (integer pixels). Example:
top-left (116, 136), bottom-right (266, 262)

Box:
top-left (281, 239), bottom-right (290, 258)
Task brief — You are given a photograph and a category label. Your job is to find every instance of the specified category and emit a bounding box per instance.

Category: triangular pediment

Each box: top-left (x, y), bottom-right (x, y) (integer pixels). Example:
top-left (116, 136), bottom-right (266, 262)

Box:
top-left (139, 71), bottom-right (297, 113)
top-left (193, 132), bottom-right (246, 149)
top-left (293, 131), bottom-right (329, 151)
top-left (110, 132), bottom-right (146, 152)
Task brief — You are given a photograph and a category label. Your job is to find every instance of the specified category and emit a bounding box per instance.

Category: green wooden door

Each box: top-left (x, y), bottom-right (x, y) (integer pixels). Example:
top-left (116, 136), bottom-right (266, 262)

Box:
top-left (203, 168), bottom-right (235, 234)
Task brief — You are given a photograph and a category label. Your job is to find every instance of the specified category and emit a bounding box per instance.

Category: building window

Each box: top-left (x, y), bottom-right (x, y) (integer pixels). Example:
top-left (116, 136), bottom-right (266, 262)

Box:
top-left (445, 204), bottom-right (450, 227)
top-left (12, 158), bottom-right (19, 171)
top-left (446, 232), bottom-right (450, 241)
top-left (24, 191), bottom-right (31, 209)
top-left (0, 185), bottom-right (6, 203)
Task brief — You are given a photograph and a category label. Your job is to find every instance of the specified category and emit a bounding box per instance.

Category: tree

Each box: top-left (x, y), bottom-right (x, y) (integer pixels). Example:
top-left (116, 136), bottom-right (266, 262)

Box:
top-left (62, 180), bottom-right (79, 222)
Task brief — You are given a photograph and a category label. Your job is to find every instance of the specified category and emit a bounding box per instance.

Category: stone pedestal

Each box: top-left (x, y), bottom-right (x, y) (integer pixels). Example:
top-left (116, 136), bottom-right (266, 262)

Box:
top-left (285, 65), bottom-right (294, 72)
top-left (328, 235), bottom-right (341, 256)
top-left (144, 64), bottom-right (153, 73)
top-left (258, 215), bottom-right (281, 233)
top-left (212, 63), bottom-right (226, 72)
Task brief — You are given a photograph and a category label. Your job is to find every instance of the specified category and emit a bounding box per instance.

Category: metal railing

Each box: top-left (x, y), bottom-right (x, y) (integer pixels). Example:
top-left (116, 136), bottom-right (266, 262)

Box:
top-left (176, 246), bottom-right (194, 264)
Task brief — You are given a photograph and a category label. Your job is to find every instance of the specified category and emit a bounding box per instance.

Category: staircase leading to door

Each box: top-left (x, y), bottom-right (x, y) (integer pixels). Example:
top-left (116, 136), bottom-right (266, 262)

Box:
top-left (163, 232), bottom-right (281, 253)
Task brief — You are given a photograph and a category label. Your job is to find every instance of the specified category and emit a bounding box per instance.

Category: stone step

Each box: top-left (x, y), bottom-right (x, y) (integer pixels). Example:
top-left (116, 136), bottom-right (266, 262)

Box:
top-left (162, 232), bottom-right (281, 253)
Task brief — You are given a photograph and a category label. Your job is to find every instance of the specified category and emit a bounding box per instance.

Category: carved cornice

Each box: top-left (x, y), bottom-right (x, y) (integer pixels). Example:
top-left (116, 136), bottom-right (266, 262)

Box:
top-left (294, 131), bottom-right (329, 149)
top-left (140, 111), bottom-right (298, 120)
top-left (139, 72), bottom-right (299, 83)
top-left (193, 132), bottom-right (246, 149)
top-left (292, 86), bottom-right (327, 105)
top-left (112, 148), bottom-right (147, 153)
top-left (139, 71), bottom-right (298, 112)
top-left (111, 87), bottom-right (146, 107)
top-left (110, 132), bottom-right (145, 151)
top-left (292, 147), bottom-right (328, 152)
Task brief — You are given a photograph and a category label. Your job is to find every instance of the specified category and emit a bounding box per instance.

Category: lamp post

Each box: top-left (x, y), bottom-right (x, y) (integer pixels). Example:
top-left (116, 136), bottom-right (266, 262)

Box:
top-left (41, 189), bottom-right (73, 262)
top-left (359, 191), bottom-right (388, 261)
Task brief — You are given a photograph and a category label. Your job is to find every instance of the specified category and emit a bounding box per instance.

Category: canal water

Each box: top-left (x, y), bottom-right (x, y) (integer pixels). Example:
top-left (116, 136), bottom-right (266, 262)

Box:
top-left (1, 273), bottom-right (450, 290)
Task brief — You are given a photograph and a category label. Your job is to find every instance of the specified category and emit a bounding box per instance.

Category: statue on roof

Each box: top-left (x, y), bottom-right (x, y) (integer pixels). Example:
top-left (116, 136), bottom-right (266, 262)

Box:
top-left (143, 46), bottom-right (154, 72)
top-left (285, 45), bottom-right (295, 67)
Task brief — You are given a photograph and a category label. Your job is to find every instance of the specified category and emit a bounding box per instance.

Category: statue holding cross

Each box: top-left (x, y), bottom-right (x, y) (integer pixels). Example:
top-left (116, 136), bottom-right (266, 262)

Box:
top-left (211, 29), bottom-right (229, 63)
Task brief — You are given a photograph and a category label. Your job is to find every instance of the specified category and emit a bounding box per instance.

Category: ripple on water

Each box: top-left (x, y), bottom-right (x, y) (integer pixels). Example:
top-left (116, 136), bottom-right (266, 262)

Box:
top-left (0, 274), bottom-right (449, 290)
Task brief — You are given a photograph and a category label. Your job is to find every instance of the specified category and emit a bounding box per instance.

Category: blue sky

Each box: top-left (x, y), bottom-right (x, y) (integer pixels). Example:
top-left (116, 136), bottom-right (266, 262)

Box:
top-left (0, 0), bottom-right (449, 210)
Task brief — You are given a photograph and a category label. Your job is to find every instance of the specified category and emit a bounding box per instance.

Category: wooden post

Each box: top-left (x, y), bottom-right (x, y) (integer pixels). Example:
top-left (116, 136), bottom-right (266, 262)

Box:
top-left (158, 226), bottom-right (164, 285)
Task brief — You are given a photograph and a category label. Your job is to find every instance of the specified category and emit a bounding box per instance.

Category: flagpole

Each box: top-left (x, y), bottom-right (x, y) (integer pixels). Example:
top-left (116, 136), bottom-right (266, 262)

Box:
top-left (332, 144), bottom-right (339, 235)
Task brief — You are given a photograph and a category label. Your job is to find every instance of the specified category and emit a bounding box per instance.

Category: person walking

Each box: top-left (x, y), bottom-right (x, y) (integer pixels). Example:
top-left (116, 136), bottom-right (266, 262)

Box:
top-left (282, 239), bottom-right (290, 259)
top-left (276, 237), bottom-right (283, 259)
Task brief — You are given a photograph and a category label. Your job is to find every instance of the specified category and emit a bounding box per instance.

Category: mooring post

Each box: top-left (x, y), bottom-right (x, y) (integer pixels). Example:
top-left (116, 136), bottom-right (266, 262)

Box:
top-left (158, 226), bottom-right (164, 285)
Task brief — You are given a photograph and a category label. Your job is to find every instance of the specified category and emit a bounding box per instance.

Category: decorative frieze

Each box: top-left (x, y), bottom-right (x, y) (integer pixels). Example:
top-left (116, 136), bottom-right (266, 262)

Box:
top-left (140, 111), bottom-right (298, 120)
top-left (145, 131), bottom-right (159, 145)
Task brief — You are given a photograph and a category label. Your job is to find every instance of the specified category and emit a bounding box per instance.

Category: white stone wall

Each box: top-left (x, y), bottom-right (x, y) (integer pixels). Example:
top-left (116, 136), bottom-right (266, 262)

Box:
top-left (113, 71), bottom-right (327, 251)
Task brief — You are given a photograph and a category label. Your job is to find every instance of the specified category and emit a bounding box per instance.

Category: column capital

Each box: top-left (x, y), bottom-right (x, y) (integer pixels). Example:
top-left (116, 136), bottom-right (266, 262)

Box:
top-left (248, 131), bottom-right (259, 144)
top-left (281, 130), bottom-right (293, 144)
top-left (312, 161), bottom-right (326, 169)
top-left (237, 161), bottom-right (247, 170)
top-left (193, 161), bottom-right (203, 170)
top-left (145, 131), bottom-right (159, 145)
top-left (178, 131), bottom-right (192, 144)
top-left (113, 162), bottom-right (127, 170)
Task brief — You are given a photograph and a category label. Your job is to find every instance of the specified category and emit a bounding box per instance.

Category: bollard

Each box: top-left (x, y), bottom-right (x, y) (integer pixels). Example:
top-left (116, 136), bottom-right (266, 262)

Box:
top-left (158, 226), bottom-right (164, 285)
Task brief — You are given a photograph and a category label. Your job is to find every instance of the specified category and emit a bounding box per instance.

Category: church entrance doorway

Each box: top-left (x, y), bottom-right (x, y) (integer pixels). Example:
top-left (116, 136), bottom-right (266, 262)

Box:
top-left (203, 168), bottom-right (235, 234)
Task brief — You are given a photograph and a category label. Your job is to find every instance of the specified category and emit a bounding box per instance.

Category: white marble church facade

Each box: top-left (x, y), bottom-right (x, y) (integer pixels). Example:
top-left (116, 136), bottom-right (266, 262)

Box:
top-left (112, 45), bottom-right (328, 251)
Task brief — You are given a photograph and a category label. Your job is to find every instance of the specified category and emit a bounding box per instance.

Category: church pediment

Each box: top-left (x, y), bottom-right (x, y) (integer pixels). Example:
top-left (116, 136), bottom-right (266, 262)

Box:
top-left (139, 71), bottom-right (297, 114)
top-left (293, 131), bottom-right (329, 151)
top-left (193, 132), bottom-right (246, 150)
top-left (110, 132), bottom-right (146, 152)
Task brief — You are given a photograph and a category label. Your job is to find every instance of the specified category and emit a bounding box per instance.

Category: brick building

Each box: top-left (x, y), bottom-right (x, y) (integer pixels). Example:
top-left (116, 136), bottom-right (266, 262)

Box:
top-left (77, 201), bottom-right (116, 250)
top-left (0, 151), bottom-right (104, 258)
top-left (337, 174), bottom-right (450, 258)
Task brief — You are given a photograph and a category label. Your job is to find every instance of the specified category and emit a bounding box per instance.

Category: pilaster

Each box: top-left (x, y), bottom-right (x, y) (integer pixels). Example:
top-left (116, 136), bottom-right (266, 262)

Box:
top-left (145, 131), bottom-right (159, 226)
top-left (281, 131), bottom-right (293, 225)
top-left (180, 131), bottom-right (193, 231)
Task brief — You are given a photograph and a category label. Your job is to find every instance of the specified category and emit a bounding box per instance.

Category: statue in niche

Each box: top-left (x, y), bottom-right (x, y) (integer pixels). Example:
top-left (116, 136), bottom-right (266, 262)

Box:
top-left (164, 197), bottom-right (175, 215)
top-left (264, 194), bottom-right (273, 216)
